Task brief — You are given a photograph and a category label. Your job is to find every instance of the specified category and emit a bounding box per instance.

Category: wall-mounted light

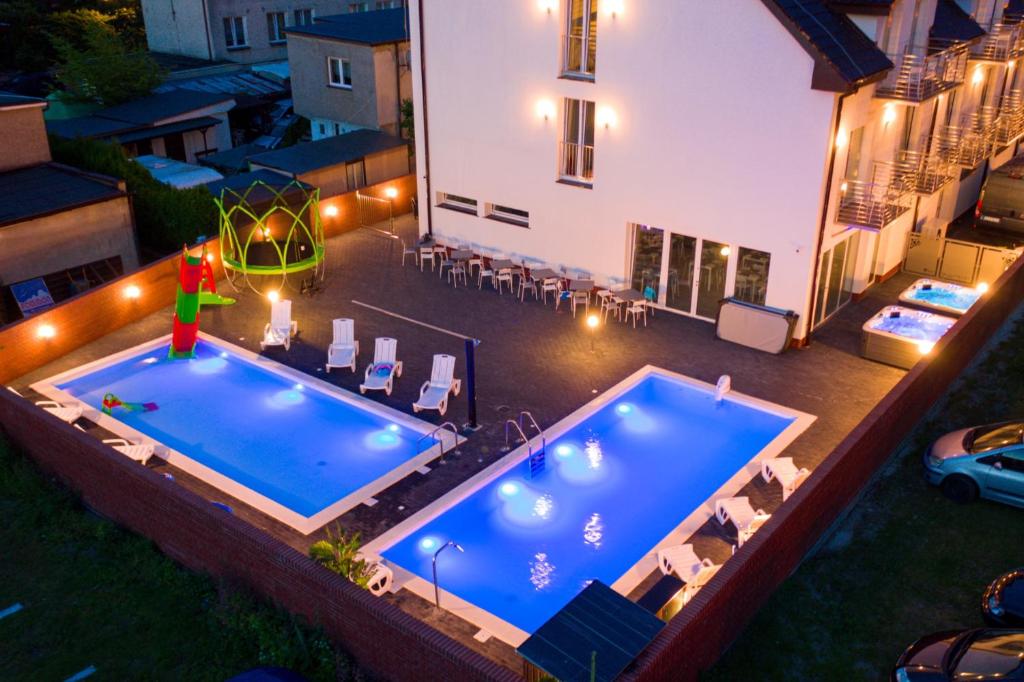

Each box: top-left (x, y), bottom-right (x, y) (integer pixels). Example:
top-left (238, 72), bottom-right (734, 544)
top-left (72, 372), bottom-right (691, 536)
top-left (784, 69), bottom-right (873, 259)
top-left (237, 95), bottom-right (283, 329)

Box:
top-left (124, 284), bottom-right (141, 300)
top-left (538, 0), bottom-right (557, 13)
top-left (972, 67), bottom-right (985, 86)
top-left (720, 246), bottom-right (731, 257)
top-left (324, 204), bottom-right (339, 217)
top-left (384, 187), bottom-right (399, 199)
top-left (840, 181), bottom-right (849, 192)
top-left (882, 104), bottom-right (897, 126)
top-left (535, 99), bottom-right (556, 122)
top-left (596, 106), bottom-right (617, 129)
top-left (206, 252), bottom-right (215, 263)
top-left (1010, 60), bottom-right (1017, 71)
top-left (604, 0), bottom-right (624, 18)
top-left (835, 128), bottom-right (849, 148)
top-left (267, 290), bottom-right (280, 303)
top-left (37, 323), bottom-right (56, 340)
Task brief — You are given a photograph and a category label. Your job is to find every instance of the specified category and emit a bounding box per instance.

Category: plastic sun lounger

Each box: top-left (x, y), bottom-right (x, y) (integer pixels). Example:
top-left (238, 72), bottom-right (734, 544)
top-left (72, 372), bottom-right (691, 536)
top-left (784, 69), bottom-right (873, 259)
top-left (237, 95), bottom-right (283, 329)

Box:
top-left (682, 561), bottom-right (723, 605)
top-left (326, 318), bottom-right (359, 373)
top-left (360, 338), bottom-right (403, 395)
top-left (261, 299), bottom-right (298, 351)
top-left (715, 496), bottom-right (771, 547)
top-left (761, 457), bottom-right (811, 501)
top-left (656, 544), bottom-right (722, 606)
top-left (35, 399), bottom-right (84, 424)
top-left (412, 354), bottom-right (462, 416)
top-left (102, 438), bottom-right (155, 465)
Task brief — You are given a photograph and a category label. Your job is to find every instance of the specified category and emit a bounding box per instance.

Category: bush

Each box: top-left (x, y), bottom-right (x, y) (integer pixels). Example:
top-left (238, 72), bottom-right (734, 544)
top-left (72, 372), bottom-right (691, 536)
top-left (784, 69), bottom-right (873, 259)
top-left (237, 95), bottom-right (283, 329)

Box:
top-left (309, 525), bottom-right (375, 588)
top-left (49, 135), bottom-right (218, 254)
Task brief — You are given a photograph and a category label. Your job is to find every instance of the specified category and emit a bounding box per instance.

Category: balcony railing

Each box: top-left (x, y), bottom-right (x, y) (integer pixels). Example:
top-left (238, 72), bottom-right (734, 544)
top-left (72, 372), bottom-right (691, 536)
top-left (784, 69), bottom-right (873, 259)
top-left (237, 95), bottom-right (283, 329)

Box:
top-left (561, 33), bottom-right (596, 79)
top-left (932, 123), bottom-right (995, 169)
top-left (558, 141), bottom-right (594, 183)
top-left (994, 89), bottom-right (1024, 146)
top-left (875, 44), bottom-right (968, 102)
top-left (836, 173), bottom-right (915, 229)
top-left (897, 149), bottom-right (955, 195)
top-left (970, 22), bottom-right (1023, 62)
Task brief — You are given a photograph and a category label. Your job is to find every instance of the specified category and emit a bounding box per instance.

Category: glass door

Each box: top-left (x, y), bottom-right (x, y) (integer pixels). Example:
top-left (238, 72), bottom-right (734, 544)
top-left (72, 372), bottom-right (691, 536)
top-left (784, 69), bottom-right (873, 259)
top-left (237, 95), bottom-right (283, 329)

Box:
top-left (695, 240), bottom-right (730, 319)
top-left (666, 234), bottom-right (696, 314)
top-left (813, 232), bottom-right (860, 327)
top-left (629, 225), bottom-right (664, 300)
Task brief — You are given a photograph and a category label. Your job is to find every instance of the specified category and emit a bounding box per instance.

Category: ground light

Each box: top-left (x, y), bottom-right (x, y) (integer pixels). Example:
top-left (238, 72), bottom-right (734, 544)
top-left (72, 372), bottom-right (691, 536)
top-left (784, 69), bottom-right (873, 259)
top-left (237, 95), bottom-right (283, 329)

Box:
top-left (267, 290), bottom-right (280, 303)
top-left (432, 540), bottom-right (464, 608)
top-left (587, 314), bottom-right (600, 352)
top-left (977, 281), bottom-right (990, 294)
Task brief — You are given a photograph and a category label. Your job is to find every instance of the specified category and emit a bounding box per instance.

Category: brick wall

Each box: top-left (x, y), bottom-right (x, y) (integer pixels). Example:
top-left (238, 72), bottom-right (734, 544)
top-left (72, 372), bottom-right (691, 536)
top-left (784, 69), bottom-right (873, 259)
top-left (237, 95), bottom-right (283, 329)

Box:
top-left (0, 392), bottom-right (517, 682)
top-left (624, 255), bottom-right (1024, 681)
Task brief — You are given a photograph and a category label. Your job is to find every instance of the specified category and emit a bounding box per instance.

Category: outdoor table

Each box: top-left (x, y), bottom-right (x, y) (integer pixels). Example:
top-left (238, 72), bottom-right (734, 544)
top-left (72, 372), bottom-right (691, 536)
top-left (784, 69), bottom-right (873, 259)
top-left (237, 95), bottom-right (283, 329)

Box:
top-left (449, 249), bottom-right (473, 261)
top-left (490, 258), bottom-right (517, 270)
top-left (529, 268), bottom-right (560, 281)
top-left (569, 279), bottom-right (595, 291)
top-left (613, 288), bottom-right (644, 301)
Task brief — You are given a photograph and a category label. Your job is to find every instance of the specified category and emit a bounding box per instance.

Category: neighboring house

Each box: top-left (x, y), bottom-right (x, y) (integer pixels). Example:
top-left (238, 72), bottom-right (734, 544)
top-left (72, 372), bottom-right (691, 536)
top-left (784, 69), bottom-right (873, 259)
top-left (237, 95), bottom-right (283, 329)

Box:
top-left (0, 93), bottom-right (138, 323)
top-left (247, 128), bottom-right (410, 198)
top-left (140, 0), bottom-right (407, 64)
top-left (410, 0), bottom-right (1024, 343)
top-left (286, 8), bottom-right (412, 139)
top-left (47, 91), bottom-right (236, 164)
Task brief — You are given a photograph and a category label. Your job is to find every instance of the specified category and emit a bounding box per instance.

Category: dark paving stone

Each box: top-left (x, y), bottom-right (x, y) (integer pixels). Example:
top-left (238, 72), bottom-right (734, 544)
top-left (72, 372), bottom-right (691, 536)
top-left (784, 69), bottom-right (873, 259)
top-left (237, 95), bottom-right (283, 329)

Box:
top-left (15, 216), bottom-right (912, 671)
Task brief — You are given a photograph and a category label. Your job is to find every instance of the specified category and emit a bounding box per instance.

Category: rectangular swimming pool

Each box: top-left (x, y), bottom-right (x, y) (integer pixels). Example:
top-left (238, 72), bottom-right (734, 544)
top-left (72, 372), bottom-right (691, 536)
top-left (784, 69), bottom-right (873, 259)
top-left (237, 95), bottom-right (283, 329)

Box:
top-left (33, 334), bottom-right (455, 534)
top-left (364, 367), bottom-right (815, 645)
top-left (898, 278), bottom-right (983, 316)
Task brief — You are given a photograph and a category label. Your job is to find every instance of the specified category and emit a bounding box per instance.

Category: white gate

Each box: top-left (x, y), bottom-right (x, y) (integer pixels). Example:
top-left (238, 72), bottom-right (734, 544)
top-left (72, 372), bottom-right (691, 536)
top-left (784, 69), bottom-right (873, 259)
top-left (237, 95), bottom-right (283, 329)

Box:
top-left (904, 233), bottom-right (1019, 285)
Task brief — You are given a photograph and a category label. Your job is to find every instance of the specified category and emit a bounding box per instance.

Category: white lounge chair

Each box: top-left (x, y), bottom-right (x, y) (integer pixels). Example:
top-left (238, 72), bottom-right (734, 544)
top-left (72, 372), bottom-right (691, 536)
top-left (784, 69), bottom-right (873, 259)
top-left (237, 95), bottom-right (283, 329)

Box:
top-left (6, 387), bottom-right (84, 423)
top-left (656, 544), bottom-right (722, 606)
top-left (715, 496), bottom-right (771, 547)
top-left (102, 438), bottom-right (155, 465)
top-left (761, 457), bottom-right (811, 501)
top-left (261, 299), bottom-right (297, 351)
top-left (360, 338), bottom-right (403, 395)
top-left (367, 562), bottom-right (393, 596)
top-left (412, 354), bottom-right (462, 416)
top-left (326, 318), bottom-right (359, 373)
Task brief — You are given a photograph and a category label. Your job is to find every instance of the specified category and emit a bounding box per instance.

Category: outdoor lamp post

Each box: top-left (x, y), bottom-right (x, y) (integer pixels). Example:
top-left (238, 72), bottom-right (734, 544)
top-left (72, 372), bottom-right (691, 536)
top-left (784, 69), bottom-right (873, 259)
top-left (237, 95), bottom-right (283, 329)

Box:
top-left (586, 314), bottom-right (600, 352)
top-left (432, 540), bottom-right (464, 608)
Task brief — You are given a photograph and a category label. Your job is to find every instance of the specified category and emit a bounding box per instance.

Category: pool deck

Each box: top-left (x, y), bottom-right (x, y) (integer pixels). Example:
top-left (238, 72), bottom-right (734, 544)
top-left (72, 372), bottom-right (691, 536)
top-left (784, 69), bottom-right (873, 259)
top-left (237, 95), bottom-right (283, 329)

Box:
top-left (14, 216), bottom-right (911, 673)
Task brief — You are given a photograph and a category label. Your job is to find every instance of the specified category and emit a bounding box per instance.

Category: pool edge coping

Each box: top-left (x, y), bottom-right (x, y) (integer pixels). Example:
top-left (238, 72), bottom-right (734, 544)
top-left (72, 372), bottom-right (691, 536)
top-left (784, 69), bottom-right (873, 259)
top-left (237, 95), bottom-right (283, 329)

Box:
top-left (30, 331), bottom-right (462, 535)
top-left (362, 364), bottom-right (816, 648)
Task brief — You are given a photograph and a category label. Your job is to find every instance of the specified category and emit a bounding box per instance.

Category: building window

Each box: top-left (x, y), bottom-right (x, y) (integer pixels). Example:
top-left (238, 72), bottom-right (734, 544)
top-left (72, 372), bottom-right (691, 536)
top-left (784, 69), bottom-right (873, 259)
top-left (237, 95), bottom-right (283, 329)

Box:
top-left (267, 12), bottom-right (286, 44)
top-left (436, 192), bottom-right (477, 214)
top-left (376, 0), bottom-right (406, 7)
top-left (223, 16), bottom-right (247, 49)
top-left (485, 203), bottom-right (529, 227)
top-left (563, 0), bottom-right (598, 78)
top-left (559, 97), bottom-right (595, 184)
top-left (346, 160), bottom-right (366, 189)
top-left (844, 126), bottom-right (864, 181)
top-left (294, 8), bottom-right (314, 25)
top-left (734, 247), bottom-right (771, 307)
top-left (318, 122), bottom-right (326, 136)
top-left (349, 2), bottom-right (370, 12)
top-left (328, 57), bottom-right (352, 88)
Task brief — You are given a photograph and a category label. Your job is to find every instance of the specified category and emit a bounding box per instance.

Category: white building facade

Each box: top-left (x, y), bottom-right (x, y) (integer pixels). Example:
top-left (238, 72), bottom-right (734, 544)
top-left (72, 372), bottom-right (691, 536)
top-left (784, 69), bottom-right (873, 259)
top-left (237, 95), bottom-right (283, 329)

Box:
top-left (410, 0), bottom-right (1024, 342)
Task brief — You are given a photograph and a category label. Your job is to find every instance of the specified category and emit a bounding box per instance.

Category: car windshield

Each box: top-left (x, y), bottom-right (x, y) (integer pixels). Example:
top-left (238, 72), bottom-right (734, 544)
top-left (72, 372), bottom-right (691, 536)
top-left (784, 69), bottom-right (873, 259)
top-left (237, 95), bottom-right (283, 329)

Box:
top-left (951, 631), bottom-right (1024, 677)
top-left (966, 423), bottom-right (1024, 453)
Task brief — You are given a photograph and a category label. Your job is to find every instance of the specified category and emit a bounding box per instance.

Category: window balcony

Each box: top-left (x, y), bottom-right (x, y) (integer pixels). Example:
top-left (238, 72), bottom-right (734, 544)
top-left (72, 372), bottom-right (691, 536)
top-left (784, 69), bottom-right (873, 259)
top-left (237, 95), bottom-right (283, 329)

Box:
top-left (561, 33), bottom-right (596, 80)
top-left (931, 123), bottom-right (995, 169)
top-left (896, 149), bottom-right (955, 195)
top-left (875, 44), bottom-right (968, 102)
top-left (558, 141), bottom-right (594, 185)
top-left (970, 22), bottom-right (1023, 62)
top-left (836, 176), bottom-right (915, 229)
top-left (994, 90), bottom-right (1024, 146)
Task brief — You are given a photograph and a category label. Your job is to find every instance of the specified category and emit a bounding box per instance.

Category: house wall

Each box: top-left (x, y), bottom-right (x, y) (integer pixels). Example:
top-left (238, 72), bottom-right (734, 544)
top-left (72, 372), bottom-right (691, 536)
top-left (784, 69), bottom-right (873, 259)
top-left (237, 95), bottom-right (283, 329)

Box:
top-left (205, 0), bottom-right (353, 63)
top-left (142, 0), bottom-right (213, 61)
top-left (0, 106), bottom-right (51, 172)
top-left (254, 146), bottom-right (411, 200)
top-left (373, 42), bottom-right (412, 136)
top-left (288, 34), bottom-right (382, 133)
top-left (0, 196), bottom-right (138, 286)
top-left (411, 0), bottom-right (836, 340)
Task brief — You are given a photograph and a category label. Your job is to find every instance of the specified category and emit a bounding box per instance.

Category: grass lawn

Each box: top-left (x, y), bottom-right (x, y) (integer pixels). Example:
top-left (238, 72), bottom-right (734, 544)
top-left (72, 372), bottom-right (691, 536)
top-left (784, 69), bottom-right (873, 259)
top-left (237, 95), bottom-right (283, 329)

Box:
top-left (0, 436), bottom-right (361, 681)
top-left (705, 313), bottom-right (1024, 681)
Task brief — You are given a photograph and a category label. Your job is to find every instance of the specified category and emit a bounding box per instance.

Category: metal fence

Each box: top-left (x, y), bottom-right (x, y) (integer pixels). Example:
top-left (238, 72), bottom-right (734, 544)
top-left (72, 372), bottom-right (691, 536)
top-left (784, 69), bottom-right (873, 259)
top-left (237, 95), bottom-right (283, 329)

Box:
top-left (904, 233), bottom-right (1020, 285)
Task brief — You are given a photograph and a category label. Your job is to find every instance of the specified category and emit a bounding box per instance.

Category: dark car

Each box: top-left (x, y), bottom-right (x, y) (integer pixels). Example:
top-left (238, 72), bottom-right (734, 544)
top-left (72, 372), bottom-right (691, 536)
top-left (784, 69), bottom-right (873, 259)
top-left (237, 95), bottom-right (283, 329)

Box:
top-left (984, 569), bottom-right (1024, 627)
top-left (892, 628), bottom-right (1024, 681)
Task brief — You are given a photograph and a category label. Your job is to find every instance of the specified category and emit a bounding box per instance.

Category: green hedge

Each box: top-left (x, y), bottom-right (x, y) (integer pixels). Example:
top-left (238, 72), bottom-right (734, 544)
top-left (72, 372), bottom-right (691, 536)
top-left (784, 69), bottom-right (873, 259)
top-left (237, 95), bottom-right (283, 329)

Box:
top-left (49, 135), bottom-right (218, 254)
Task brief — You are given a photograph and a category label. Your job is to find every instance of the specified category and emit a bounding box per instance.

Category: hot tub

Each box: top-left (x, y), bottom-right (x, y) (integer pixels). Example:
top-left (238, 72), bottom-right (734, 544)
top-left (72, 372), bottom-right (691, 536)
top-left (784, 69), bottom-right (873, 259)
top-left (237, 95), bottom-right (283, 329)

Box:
top-left (861, 305), bottom-right (957, 369)
top-left (898, 278), bottom-right (983, 316)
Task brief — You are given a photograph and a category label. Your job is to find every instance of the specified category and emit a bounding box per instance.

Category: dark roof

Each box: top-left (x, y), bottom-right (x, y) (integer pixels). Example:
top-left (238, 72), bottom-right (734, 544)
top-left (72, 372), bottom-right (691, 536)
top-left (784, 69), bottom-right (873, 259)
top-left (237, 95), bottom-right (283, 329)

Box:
top-left (0, 91), bottom-right (46, 109)
top-left (286, 8), bottom-right (409, 45)
top-left (516, 581), bottom-right (665, 682)
top-left (247, 129), bottom-right (408, 175)
top-left (115, 116), bottom-right (222, 144)
top-left (1007, 0), bottom-right (1024, 22)
top-left (206, 170), bottom-right (314, 205)
top-left (761, 0), bottom-right (894, 91)
top-left (198, 142), bottom-right (269, 173)
top-left (97, 90), bottom-right (233, 126)
top-left (930, 0), bottom-right (986, 44)
top-left (47, 115), bottom-right (137, 139)
top-left (827, 0), bottom-right (894, 15)
top-left (0, 163), bottom-right (124, 228)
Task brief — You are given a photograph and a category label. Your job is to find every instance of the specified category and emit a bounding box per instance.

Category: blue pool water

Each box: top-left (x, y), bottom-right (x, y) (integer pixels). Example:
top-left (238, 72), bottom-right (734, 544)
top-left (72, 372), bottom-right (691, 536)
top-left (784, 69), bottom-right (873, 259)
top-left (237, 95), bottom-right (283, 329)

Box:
top-left (57, 340), bottom-right (435, 517)
top-left (380, 374), bottom-right (796, 634)
top-left (905, 284), bottom-right (980, 314)
top-left (868, 310), bottom-right (956, 342)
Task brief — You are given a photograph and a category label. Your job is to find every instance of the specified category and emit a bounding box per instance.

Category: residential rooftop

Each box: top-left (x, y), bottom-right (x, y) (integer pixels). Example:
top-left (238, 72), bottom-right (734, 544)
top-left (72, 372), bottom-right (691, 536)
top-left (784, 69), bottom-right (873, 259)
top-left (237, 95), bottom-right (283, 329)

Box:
top-left (285, 8), bottom-right (410, 45)
top-left (0, 163), bottom-right (125, 228)
top-left (247, 129), bottom-right (408, 175)
top-left (0, 91), bottom-right (47, 109)
top-left (47, 91), bottom-right (234, 140)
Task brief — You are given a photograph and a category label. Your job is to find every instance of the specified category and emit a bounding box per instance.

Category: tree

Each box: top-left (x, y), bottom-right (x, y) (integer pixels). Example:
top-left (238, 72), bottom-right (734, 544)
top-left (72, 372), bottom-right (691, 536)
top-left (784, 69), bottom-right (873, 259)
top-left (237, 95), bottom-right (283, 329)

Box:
top-left (52, 11), bottom-right (164, 106)
top-left (400, 98), bottom-right (415, 144)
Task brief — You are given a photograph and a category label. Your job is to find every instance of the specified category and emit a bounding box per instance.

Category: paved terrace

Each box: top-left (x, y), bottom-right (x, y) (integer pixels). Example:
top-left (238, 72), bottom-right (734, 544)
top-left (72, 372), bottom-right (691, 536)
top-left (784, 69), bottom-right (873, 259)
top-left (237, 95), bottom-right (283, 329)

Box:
top-left (15, 216), bottom-right (910, 673)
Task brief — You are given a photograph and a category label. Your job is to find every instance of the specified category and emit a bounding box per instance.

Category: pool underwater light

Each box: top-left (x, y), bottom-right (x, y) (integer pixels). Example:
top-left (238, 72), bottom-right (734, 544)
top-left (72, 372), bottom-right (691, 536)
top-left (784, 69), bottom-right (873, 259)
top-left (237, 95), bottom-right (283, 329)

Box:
top-left (615, 403), bottom-right (633, 415)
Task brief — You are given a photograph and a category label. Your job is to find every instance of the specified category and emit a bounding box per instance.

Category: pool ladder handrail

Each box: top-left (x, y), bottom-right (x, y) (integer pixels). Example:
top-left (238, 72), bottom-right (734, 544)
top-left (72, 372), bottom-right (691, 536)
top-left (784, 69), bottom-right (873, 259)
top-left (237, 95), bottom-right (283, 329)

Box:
top-left (417, 421), bottom-right (460, 462)
top-left (504, 411), bottom-right (547, 478)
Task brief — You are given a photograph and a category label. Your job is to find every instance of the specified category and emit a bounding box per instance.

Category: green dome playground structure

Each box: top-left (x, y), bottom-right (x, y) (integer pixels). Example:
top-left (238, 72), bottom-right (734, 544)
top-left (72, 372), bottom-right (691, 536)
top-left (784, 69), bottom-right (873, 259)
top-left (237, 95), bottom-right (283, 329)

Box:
top-left (215, 178), bottom-right (326, 294)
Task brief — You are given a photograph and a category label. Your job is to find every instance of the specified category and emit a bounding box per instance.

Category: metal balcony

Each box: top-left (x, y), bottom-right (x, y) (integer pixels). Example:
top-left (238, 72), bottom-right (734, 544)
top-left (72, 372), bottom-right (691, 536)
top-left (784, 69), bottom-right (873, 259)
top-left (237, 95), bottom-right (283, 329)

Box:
top-left (558, 141), bottom-right (594, 184)
top-left (932, 123), bottom-right (995, 169)
top-left (970, 22), bottom-right (1023, 62)
top-left (561, 33), bottom-right (597, 79)
top-left (836, 171), bottom-right (915, 229)
top-left (994, 90), bottom-right (1024, 146)
top-left (875, 44), bottom-right (968, 102)
top-left (897, 149), bottom-right (955, 195)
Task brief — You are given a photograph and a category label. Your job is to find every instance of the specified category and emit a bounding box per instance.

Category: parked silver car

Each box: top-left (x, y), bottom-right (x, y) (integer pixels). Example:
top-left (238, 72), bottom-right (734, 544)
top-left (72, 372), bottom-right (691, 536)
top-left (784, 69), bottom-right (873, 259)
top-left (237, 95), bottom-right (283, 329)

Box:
top-left (923, 421), bottom-right (1024, 508)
